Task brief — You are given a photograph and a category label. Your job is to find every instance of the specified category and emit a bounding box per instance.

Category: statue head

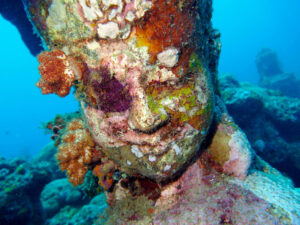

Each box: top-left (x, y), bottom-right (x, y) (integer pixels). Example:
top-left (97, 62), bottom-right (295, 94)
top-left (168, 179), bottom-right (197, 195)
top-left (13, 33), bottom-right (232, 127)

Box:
top-left (25, 0), bottom-right (220, 181)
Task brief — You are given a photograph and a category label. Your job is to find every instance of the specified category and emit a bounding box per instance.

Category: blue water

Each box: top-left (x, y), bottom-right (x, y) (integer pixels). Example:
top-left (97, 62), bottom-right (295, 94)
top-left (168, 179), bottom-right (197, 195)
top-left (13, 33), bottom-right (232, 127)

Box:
top-left (0, 0), bottom-right (299, 159)
top-left (213, 0), bottom-right (300, 83)
top-left (0, 15), bottom-right (77, 159)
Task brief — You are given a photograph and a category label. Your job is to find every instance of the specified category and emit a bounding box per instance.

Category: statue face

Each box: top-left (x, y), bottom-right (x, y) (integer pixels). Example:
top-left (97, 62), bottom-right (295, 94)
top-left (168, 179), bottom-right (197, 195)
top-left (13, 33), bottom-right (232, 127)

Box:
top-left (26, 0), bottom-right (215, 180)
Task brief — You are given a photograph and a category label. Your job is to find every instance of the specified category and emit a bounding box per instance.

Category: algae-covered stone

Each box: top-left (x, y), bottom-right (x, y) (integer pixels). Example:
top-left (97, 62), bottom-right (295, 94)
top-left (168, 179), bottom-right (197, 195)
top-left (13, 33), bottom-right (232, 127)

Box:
top-left (41, 178), bottom-right (84, 217)
top-left (0, 157), bottom-right (55, 224)
top-left (46, 193), bottom-right (107, 225)
top-left (220, 74), bottom-right (300, 186)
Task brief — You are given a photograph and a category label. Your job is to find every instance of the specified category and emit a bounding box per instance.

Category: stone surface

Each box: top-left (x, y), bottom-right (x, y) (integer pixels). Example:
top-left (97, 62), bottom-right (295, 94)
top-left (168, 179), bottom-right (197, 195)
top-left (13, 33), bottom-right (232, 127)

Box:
top-left (220, 74), bottom-right (300, 186)
top-left (32, 142), bottom-right (65, 180)
top-left (45, 193), bottom-right (107, 225)
top-left (0, 157), bottom-right (55, 225)
top-left (40, 178), bottom-right (85, 217)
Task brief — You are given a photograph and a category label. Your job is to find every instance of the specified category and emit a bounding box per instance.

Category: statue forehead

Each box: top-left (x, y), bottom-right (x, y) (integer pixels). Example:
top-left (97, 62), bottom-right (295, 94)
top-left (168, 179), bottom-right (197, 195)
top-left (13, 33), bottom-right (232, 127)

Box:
top-left (25, 0), bottom-right (198, 47)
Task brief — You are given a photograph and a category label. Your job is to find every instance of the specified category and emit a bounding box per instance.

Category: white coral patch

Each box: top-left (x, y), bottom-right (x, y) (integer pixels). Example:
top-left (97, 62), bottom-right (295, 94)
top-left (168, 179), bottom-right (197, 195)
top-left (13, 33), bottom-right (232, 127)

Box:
top-left (147, 67), bottom-right (178, 83)
top-left (108, 9), bottom-right (118, 20)
top-left (160, 68), bottom-right (177, 81)
top-left (178, 107), bottom-right (186, 113)
top-left (127, 160), bottom-right (132, 165)
top-left (164, 165), bottom-right (171, 172)
top-left (125, 11), bottom-right (135, 22)
top-left (86, 41), bottom-right (100, 51)
top-left (157, 48), bottom-right (180, 67)
top-left (46, 0), bottom-right (67, 32)
top-left (64, 68), bottom-right (75, 79)
top-left (160, 97), bottom-right (175, 110)
top-left (119, 24), bottom-right (131, 39)
top-left (148, 155), bottom-right (156, 162)
top-left (135, 0), bottom-right (153, 18)
top-left (102, 0), bottom-right (123, 13)
top-left (79, 0), bottom-right (103, 21)
top-left (131, 145), bottom-right (143, 158)
top-left (97, 22), bottom-right (120, 39)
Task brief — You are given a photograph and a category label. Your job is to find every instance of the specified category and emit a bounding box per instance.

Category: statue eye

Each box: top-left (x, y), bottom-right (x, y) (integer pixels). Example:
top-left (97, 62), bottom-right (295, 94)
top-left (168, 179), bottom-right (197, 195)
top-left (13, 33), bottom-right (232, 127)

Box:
top-left (84, 67), bottom-right (132, 113)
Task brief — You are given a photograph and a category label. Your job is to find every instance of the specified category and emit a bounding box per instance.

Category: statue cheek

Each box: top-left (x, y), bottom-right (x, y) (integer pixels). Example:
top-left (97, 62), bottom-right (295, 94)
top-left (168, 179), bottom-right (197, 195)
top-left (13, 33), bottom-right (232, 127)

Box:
top-left (146, 80), bottom-right (213, 131)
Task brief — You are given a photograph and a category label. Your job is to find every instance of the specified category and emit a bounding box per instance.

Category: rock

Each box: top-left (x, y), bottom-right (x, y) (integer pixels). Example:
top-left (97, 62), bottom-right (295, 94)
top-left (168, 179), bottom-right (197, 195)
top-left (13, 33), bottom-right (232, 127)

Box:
top-left (45, 193), bottom-right (107, 225)
top-left (45, 206), bottom-right (79, 225)
top-left (40, 178), bottom-right (85, 218)
top-left (255, 48), bottom-right (283, 77)
top-left (256, 48), bottom-right (300, 98)
top-left (220, 74), bottom-right (300, 186)
top-left (0, 157), bottom-right (56, 224)
top-left (32, 142), bottom-right (65, 180)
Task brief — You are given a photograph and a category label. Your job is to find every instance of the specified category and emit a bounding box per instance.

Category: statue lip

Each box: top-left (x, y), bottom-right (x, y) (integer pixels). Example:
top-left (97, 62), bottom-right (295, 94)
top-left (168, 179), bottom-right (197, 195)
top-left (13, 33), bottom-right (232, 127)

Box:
top-left (116, 122), bottom-right (195, 157)
top-left (119, 122), bottom-right (179, 146)
top-left (131, 117), bottom-right (170, 135)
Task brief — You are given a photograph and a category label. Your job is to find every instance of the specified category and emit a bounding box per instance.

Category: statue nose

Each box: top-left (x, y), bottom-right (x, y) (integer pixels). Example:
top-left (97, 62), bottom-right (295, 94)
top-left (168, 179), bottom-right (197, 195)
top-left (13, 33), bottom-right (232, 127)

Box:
top-left (128, 88), bottom-right (168, 133)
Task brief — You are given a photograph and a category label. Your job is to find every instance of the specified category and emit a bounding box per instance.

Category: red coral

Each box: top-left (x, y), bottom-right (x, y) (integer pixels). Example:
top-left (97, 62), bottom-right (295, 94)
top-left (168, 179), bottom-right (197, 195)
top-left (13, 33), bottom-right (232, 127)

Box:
top-left (36, 49), bottom-right (83, 97)
top-left (93, 161), bottom-right (115, 191)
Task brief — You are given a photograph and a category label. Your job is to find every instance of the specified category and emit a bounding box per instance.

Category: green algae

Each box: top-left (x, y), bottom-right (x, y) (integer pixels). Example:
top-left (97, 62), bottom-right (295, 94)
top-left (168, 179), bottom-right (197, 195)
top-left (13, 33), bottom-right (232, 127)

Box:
top-left (147, 82), bottom-right (203, 125)
top-left (4, 185), bottom-right (16, 193)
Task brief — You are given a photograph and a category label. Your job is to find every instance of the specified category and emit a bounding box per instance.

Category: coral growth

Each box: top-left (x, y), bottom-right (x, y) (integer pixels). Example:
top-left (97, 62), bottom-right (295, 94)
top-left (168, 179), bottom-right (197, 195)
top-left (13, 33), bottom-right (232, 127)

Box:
top-left (56, 118), bottom-right (95, 186)
top-left (135, 0), bottom-right (196, 63)
top-left (83, 66), bottom-right (132, 113)
top-left (37, 49), bottom-right (83, 97)
top-left (22, 0), bottom-right (300, 224)
top-left (92, 160), bottom-right (115, 191)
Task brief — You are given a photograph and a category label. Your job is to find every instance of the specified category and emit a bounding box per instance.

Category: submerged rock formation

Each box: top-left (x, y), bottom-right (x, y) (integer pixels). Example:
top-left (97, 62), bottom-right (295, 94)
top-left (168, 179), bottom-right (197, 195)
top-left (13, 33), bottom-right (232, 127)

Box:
top-left (256, 48), bottom-right (300, 98)
top-left (17, 0), bottom-right (300, 224)
top-left (220, 73), bottom-right (300, 186)
top-left (0, 153), bottom-right (62, 225)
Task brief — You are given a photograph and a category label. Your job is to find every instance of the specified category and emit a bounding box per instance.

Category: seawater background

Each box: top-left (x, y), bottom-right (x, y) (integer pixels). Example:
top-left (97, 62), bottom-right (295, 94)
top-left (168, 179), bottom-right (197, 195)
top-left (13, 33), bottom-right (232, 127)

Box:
top-left (0, 0), bottom-right (299, 159)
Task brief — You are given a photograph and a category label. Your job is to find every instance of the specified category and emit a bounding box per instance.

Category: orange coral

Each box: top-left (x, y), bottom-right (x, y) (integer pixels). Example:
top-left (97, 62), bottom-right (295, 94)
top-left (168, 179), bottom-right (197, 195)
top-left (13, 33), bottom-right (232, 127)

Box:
top-left (135, 0), bottom-right (196, 63)
top-left (56, 118), bottom-right (95, 186)
top-left (93, 160), bottom-right (115, 191)
top-left (36, 49), bottom-right (83, 97)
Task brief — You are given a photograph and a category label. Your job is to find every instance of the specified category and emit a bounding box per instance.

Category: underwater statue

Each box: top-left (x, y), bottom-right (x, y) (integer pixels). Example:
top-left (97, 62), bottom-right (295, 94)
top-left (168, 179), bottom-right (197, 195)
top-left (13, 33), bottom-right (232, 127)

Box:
top-left (23, 0), bottom-right (299, 223)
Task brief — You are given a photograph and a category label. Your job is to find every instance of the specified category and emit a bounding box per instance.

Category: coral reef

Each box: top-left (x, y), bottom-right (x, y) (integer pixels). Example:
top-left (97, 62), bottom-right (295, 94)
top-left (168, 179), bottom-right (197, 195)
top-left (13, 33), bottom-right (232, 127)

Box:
top-left (40, 178), bottom-right (85, 218)
top-left (219, 74), bottom-right (300, 186)
top-left (0, 155), bottom-right (61, 225)
top-left (45, 193), bottom-right (107, 225)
